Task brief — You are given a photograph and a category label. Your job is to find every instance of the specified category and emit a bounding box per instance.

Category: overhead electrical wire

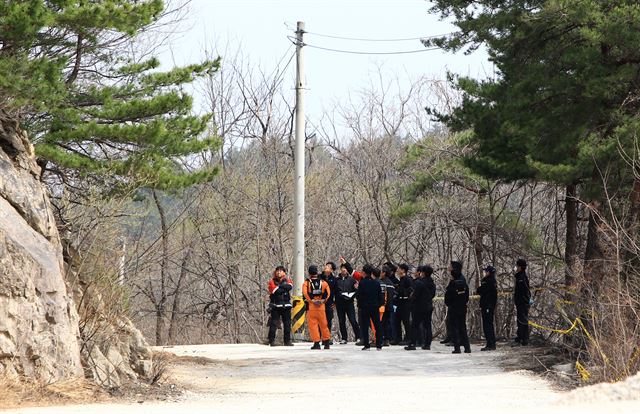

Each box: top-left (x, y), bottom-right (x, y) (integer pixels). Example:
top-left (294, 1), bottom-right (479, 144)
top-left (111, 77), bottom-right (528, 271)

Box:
top-left (303, 31), bottom-right (455, 42)
top-left (286, 35), bottom-right (443, 55)
top-left (304, 43), bottom-right (443, 55)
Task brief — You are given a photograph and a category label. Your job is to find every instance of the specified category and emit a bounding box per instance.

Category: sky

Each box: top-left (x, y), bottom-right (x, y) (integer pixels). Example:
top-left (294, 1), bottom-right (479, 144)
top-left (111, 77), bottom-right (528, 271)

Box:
top-left (158, 0), bottom-right (490, 127)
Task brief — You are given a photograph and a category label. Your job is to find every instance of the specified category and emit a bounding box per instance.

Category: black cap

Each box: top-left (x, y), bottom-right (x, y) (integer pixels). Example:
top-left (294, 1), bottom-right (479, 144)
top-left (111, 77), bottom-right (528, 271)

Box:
top-left (516, 259), bottom-right (527, 269)
top-left (418, 265), bottom-right (434, 276)
top-left (450, 261), bottom-right (463, 273)
top-left (483, 265), bottom-right (496, 275)
top-left (308, 265), bottom-right (319, 275)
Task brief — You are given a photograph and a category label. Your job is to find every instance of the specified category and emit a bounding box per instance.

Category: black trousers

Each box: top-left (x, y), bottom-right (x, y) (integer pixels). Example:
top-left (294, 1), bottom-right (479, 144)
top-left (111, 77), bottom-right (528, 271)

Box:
top-left (336, 300), bottom-right (360, 341)
top-left (451, 308), bottom-right (470, 351)
top-left (393, 301), bottom-right (411, 342)
top-left (516, 304), bottom-right (530, 344)
top-left (268, 307), bottom-right (291, 344)
top-left (410, 307), bottom-right (433, 347)
top-left (481, 308), bottom-right (496, 347)
top-left (381, 309), bottom-right (393, 341)
top-left (359, 306), bottom-right (382, 348)
top-left (326, 304), bottom-right (334, 331)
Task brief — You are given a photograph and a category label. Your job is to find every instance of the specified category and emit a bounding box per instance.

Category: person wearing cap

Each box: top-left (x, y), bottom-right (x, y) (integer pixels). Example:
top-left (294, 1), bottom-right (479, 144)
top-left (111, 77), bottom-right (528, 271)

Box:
top-left (405, 265), bottom-right (436, 351)
top-left (267, 265), bottom-right (294, 346)
top-left (356, 264), bottom-right (384, 350)
top-left (335, 260), bottom-right (360, 344)
top-left (445, 261), bottom-right (471, 354)
top-left (477, 265), bottom-right (498, 351)
top-left (392, 263), bottom-right (413, 345)
top-left (303, 265), bottom-right (332, 350)
top-left (321, 262), bottom-right (338, 342)
top-left (513, 258), bottom-right (531, 346)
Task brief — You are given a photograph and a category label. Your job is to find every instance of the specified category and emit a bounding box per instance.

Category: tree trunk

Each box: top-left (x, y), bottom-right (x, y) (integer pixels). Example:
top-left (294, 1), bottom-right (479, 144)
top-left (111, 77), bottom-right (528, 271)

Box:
top-left (152, 190), bottom-right (169, 346)
top-left (583, 200), bottom-right (608, 299)
top-left (622, 176), bottom-right (640, 283)
top-left (168, 246), bottom-right (191, 344)
top-left (472, 190), bottom-right (487, 290)
top-left (564, 184), bottom-right (579, 287)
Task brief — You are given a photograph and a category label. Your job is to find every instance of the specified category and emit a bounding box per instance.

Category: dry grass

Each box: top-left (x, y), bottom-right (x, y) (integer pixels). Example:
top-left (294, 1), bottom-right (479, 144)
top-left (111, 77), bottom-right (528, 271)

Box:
top-left (0, 377), bottom-right (106, 410)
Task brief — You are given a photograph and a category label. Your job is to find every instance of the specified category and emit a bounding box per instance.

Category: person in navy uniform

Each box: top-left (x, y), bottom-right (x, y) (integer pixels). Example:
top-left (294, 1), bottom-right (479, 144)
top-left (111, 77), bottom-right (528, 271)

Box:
top-left (513, 259), bottom-right (531, 346)
top-left (445, 261), bottom-right (471, 354)
top-left (477, 265), bottom-right (498, 351)
top-left (405, 265), bottom-right (436, 351)
top-left (356, 264), bottom-right (384, 350)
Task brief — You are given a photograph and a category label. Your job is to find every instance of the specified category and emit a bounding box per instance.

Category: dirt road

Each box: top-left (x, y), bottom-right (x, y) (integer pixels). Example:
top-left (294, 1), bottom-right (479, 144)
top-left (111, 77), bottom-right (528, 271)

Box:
top-left (6, 343), bottom-right (640, 413)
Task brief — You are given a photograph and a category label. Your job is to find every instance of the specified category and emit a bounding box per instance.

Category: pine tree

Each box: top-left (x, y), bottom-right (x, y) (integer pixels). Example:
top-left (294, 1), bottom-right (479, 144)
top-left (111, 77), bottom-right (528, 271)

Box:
top-left (0, 0), bottom-right (220, 191)
top-left (426, 0), bottom-right (640, 287)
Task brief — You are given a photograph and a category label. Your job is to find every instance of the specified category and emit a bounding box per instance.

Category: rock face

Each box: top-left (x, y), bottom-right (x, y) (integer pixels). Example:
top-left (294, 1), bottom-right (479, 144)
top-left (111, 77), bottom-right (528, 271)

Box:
top-left (0, 112), bottom-right (84, 381)
top-left (79, 317), bottom-right (153, 388)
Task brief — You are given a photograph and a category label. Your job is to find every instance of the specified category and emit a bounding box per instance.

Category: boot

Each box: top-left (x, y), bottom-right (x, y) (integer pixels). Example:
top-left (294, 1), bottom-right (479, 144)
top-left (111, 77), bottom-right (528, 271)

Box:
top-left (440, 337), bottom-right (451, 344)
top-left (464, 347), bottom-right (471, 354)
top-left (481, 345), bottom-right (495, 351)
top-left (339, 339), bottom-right (348, 345)
top-left (361, 345), bottom-right (371, 351)
top-left (355, 340), bottom-right (364, 346)
top-left (323, 340), bottom-right (331, 350)
top-left (311, 342), bottom-right (321, 350)
top-left (382, 340), bottom-right (390, 347)
top-left (283, 342), bottom-right (294, 347)
top-left (421, 345), bottom-right (431, 350)
top-left (452, 348), bottom-right (461, 354)
top-left (404, 345), bottom-right (417, 351)
top-left (269, 342), bottom-right (276, 347)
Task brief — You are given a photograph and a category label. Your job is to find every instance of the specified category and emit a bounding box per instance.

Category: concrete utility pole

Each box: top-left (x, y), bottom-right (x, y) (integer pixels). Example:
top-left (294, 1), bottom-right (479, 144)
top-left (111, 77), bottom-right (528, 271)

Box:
top-left (292, 21), bottom-right (306, 296)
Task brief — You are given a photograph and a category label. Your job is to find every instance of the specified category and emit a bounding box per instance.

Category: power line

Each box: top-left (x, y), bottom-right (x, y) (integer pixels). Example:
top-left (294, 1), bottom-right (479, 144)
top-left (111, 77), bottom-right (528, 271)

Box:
top-left (304, 31), bottom-right (455, 42)
top-left (291, 40), bottom-right (443, 55)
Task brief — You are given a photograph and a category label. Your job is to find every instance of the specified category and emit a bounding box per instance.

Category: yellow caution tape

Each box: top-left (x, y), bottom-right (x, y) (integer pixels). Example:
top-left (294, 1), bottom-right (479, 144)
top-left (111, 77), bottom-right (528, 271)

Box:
top-left (529, 318), bottom-right (580, 335)
top-left (576, 361), bottom-right (591, 381)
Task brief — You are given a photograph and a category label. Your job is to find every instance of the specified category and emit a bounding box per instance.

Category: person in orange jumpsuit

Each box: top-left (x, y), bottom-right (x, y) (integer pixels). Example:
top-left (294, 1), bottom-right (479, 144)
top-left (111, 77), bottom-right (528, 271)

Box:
top-left (303, 265), bottom-right (332, 350)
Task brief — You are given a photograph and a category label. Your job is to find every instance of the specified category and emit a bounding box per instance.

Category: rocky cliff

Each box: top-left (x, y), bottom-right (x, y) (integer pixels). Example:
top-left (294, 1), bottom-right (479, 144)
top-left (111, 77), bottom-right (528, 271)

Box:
top-left (0, 111), bottom-right (84, 381)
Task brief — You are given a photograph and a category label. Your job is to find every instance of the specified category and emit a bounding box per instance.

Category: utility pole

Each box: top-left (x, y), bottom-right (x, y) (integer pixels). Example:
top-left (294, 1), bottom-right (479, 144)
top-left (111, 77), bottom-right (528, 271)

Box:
top-left (292, 21), bottom-right (306, 296)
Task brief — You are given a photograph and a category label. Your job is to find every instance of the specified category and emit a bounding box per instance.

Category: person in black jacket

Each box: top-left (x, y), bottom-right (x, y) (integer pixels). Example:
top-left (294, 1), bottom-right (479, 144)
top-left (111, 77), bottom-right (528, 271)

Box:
top-left (267, 266), bottom-right (294, 346)
top-left (477, 265), bottom-right (498, 351)
top-left (392, 263), bottom-right (413, 345)
top-left (383, 261), bottom-right (400, 286)
top-left (513, 258), bottom-right (531, 346)
top-left (405, 265), bottom-right (436, 351)
top-left (335, 261), bottom-right (360, 344)
top-left (379, 264), bottom-right (396, 347)
top-left (445, 261), bottom-right (471, 354)
top-left (357, 264), bottom-right (384, 350)
top-left (321, 262), bottom-right (338, 343)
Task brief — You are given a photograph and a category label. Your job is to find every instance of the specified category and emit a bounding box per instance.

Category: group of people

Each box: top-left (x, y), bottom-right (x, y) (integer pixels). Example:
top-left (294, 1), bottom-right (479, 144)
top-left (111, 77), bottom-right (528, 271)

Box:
top-left (267, 257), bottom-right (532, 353)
